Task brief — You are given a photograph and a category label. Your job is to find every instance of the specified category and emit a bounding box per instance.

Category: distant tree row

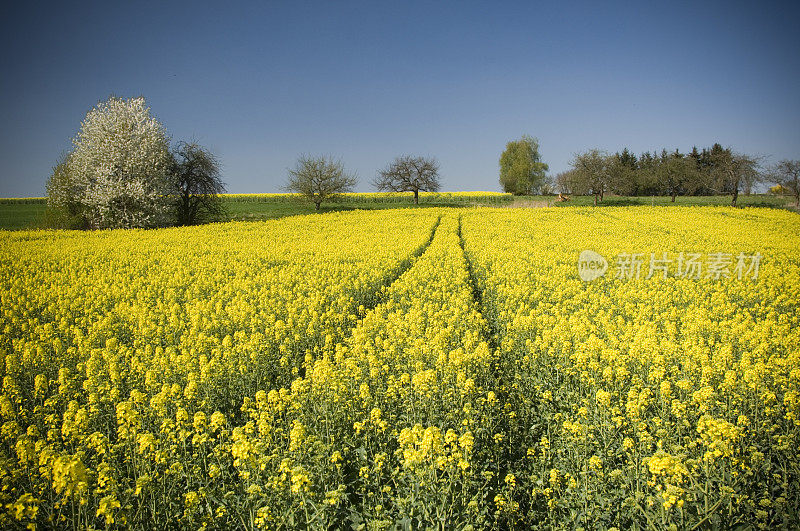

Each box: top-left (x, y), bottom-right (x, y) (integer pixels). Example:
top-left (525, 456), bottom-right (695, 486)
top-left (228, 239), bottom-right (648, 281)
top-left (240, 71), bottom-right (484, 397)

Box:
top-left (556, 144), bottom-right (767, 207)
top-left (49, 97), bottom-right (799, 230)
top-left (498, 136), bottom-right (799, 208)
top-left (285, 153), bottom-right (442, 211)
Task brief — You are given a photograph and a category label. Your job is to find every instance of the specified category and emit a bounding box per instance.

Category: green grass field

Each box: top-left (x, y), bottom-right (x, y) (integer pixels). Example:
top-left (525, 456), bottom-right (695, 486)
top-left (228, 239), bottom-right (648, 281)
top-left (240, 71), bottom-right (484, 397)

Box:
top-left (0, 194), bottom-right (795, 230)
top-left (0, 202), bottom-right (48, 230)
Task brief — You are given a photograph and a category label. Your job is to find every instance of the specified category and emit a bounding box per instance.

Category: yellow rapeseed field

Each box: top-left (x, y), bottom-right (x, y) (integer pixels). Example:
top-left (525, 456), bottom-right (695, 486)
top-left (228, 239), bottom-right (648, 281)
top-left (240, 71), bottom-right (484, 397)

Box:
top-left (0, 206), bottom-right (798, 529)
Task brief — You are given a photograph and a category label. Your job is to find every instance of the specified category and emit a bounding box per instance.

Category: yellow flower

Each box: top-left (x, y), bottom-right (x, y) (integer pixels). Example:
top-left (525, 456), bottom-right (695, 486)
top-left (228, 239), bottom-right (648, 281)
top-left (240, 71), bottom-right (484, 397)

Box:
top-left (7, 493), bottom-right (39, 521)
top-left (96, 495), bottom-right (121, 525)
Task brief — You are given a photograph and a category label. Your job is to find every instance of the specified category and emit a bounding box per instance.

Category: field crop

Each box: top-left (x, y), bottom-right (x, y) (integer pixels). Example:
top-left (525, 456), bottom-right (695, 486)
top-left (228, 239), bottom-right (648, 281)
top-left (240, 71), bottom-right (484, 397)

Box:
top-left (221, 192), bottom-right (513, 204)
top-left (461, 207), bottom-right (800, 528)
top-left (0, 207), bottom-right (798, 529)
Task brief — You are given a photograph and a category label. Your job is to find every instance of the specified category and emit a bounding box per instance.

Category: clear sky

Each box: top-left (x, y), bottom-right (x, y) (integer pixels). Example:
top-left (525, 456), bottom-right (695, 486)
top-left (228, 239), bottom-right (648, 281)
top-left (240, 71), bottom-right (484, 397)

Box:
top-left (1, 0), bottom-right (798, 196)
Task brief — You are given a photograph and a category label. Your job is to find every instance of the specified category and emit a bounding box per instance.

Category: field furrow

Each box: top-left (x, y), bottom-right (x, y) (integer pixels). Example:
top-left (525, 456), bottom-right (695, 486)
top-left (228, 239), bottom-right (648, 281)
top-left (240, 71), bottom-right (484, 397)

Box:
top-left (223, 214), bottom-right (501, 528)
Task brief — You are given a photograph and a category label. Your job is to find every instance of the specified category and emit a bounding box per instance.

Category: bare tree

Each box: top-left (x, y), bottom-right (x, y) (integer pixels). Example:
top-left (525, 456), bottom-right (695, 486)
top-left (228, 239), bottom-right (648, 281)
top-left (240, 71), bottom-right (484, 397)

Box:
top-left (656, 154), bottom-right (699, 202)
top-left (570, 149), bottom-right (611, 205)
top-left (554, 169), bottom-right (580, 195)
top-left (172, 141), bottom-right (227, 225)
top-left (285, 154), bottom-right (357, 211)
top-left (769, 159), bottom-right (800, 207)
top-left (374, 155), bottom-right (440, 204)
top-left (708, 149), bottom-right (762, 207)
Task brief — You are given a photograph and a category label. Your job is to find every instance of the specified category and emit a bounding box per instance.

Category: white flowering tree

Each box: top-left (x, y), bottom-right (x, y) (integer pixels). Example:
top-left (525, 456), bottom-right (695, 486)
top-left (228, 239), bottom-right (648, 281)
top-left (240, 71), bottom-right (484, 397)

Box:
top-left (50, 96), bottom-right (173, 229)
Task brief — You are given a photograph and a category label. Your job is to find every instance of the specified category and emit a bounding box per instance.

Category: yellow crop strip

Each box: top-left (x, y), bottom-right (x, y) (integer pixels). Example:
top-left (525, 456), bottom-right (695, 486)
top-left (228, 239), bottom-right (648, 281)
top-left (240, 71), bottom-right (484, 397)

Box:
top-left (461, 206), bottom-right (800, 528)
top-left (0, 206), bottom-right (798, 528)
top-left (222, 191), bottom-right (512, 203)
top-left (230, 214), bottom-right (498, 527)
top-left (0, 210), bottom-right (437, 527)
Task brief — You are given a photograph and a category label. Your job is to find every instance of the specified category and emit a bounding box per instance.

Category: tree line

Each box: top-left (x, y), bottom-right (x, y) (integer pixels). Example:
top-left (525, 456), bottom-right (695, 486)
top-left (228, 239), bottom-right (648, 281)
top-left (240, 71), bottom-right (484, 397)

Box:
top-left (558, 144), bottom-right (764, 207)
top-left (47, 96), bottom-right (444, 228)
top-left (48, 96), bottom-right (799, 230)
top-left (497, 136), bottom-right (799, 208)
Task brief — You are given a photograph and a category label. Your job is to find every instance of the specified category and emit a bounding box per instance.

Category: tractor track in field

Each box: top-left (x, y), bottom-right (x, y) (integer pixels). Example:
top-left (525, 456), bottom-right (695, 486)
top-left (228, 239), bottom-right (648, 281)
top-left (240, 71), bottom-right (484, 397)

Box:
top-left (357, 214), bottom-right (442, 316)
top-left (456, 214), bottom-right (500, 354)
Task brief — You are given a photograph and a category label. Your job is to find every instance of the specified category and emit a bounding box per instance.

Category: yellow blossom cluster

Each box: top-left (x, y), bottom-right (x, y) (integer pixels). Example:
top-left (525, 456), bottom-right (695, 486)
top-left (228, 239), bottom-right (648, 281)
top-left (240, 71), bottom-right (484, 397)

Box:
top-left (225, 215), bottom-right (499, 528)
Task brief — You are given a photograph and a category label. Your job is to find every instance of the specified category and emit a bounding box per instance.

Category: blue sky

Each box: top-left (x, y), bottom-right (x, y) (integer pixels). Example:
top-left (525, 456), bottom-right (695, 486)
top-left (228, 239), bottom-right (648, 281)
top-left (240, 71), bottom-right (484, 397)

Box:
top-left (1, 0), bottom-right (798, 196)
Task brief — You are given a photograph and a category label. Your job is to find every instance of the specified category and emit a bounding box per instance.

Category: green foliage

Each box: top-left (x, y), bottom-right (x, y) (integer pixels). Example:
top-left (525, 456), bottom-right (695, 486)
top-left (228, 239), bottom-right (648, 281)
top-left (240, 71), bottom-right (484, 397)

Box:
top-left (499, 136), bottom-right (549, 195)
top-left (45, 153), bottom-right (86, 229)
top-left (569, 143), bottom-right (765, 205)
top-left (708, 148), bottom-right (761, 206)
top-left (656, 153), bottom-right (700, 201)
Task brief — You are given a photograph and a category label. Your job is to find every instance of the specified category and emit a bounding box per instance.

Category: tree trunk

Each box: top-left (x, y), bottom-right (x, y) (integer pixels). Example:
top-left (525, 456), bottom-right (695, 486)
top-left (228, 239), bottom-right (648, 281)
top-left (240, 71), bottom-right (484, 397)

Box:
top-left (181, 189), bottom-right (191, 226)
top-left (315, 201), bottom-right (320, 211)
top-left (414, 189), bottom-right (419, 204)
top-left (189, 200), bottom-right (199, 225)
top-left (731, 188), bottom-right (738, 207)
top-left (671, 193), bottom-right (676, 202)
top-left (594, 193), bottom-right (598, 206)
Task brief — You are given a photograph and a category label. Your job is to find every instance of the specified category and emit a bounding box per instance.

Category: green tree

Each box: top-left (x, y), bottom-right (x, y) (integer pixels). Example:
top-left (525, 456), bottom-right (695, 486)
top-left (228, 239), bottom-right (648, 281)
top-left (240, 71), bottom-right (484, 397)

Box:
top-left (636, 151), bottom-right (660, 196)
top-left (656, 152), bottom-right (699, 202)
top-left (609, 148), bottom-right (639, 195)
top-left (499, 135), bottom-right (549, 195)
top-left (285, 155), bottom-right (357, 211)
top-left (171, 142), bottom-right (227, 225)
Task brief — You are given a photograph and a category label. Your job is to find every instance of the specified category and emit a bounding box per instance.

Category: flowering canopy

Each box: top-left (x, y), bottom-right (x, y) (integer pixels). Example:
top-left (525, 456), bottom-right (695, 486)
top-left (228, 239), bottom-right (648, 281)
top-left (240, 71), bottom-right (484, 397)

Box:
top-left (55, 96), bottom-right (173, 229)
